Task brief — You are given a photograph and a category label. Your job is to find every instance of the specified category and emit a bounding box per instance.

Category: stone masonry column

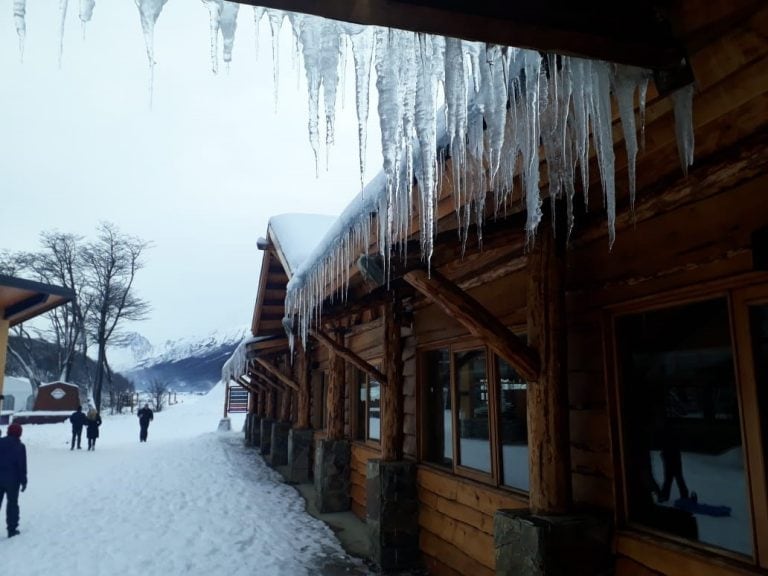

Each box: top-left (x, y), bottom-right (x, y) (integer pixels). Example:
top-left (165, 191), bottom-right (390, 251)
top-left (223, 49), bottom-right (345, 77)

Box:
top-left (314, 438), bottom-right (351, 512)
top-left (367, 460), bottom-right (419, 572)
top-left (286, 428), bottom-right (313, 483)
top-left (268, 421), bottom-right (290, 466)
top-left (259, 418), bottom-right (274, 455)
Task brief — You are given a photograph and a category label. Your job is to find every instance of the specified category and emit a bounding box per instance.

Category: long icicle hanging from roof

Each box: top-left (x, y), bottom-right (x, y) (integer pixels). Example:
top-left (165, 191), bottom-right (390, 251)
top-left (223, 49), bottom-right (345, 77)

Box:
top-left (270, 11), bottom-right (695, 350)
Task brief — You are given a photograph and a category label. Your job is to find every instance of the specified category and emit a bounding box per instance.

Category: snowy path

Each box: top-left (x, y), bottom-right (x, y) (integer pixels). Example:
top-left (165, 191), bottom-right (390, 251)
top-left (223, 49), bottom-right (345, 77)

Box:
top-left (1, 385), bottom-right (369, 576)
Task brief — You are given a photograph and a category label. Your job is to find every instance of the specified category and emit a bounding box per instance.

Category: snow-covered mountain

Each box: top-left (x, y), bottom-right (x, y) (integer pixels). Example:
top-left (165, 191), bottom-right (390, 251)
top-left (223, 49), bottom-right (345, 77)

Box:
top-left (117, 326), bottom-right (249, 392)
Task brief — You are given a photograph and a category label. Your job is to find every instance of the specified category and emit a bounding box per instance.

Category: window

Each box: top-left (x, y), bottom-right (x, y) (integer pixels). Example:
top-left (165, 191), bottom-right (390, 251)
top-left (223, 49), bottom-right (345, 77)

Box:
top-left (422, 343), bottom-right (529, 490)
top-left (4, 395), bottom-right (15, 411)
top-left (354, 366), bottom-right (381, 442)
top-left (424, 349), bottom-right (452, 466)
top-left (616, 298), bottom-right (751, 556)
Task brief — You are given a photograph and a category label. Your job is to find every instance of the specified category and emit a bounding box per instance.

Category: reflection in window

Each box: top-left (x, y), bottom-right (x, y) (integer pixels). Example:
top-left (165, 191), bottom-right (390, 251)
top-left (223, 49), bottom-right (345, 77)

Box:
top-left (749, 305), bottom-right (768, 492)
top-left (355, 368), bottom-right (381, 442)
top-left (369, 377), bottom-right (381, 441)
top-left (4, 395), bottom-right (15, 411)
top-left (455, 348), bottom-right (491, 473)
top-left (424, 349), bottom-right (452, 466)
top-left (617, 299), bottom-right (751, 556)
top-left (498, 358), bottom-right (529, 491)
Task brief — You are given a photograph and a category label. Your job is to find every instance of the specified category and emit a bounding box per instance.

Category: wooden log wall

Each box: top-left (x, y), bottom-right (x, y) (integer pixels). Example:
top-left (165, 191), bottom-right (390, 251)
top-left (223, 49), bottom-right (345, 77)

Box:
top-left (417, 467), bottom-right (527, 576)
top-left (351, 443), bottom-right (380, 519)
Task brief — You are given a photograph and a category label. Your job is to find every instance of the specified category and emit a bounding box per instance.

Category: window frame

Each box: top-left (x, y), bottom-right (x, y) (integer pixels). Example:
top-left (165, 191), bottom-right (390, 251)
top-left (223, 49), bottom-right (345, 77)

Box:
top-left (606, 283), bottom-right (768, 568)
top-left (352, 361), bottom-right (383, 445)
top-left (419, 336), bottom-right (529, 494)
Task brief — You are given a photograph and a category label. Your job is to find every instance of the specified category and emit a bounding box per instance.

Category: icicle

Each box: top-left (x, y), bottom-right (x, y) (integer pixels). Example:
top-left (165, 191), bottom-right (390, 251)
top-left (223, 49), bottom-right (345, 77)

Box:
top-left (79, 0), bottom-right (95, 37)
top-left (638, 76), bottom-right (649, 152)
top-left (201, 0), bottom-right (223, 74)
top-left (614, 65), bottom-right (645, 212)
top-left (672, 83), bottom-right (695, 176)
top-left (591, 61), bottom-right (617, 246)
top-left (522, 51), bottom-right (543, 243)
top-left (220, 1), bottom-right (240, 67)
top-left (318, 20), bottom-right (342, 163)
top-left (252, 6), bottom-right (265, 58)
top-left (58, 0), bottom-right (69, 68)
top-left (134, 0), bottom-right (169, 105)
top-left (343, 23), bottom-right (375, 190)
top-left (13, 0), bottom-right (26, 61)
top-left (444, 38), bottom-right (469, 234)
top-left (414, 34), bottom-right (444, 267)
top-left (267, 9), bottom-right (285, 111)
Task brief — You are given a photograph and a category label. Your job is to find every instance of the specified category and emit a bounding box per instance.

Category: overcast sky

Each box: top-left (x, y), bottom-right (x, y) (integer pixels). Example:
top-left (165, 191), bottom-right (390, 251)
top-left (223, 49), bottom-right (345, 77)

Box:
top-left (0, 2), bottom-right (380, 348)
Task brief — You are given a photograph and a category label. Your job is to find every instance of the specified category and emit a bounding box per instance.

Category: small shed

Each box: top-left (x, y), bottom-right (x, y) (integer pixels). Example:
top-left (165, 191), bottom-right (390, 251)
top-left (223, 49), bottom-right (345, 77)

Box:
top-left (33, 382), bottom-right (81, 412)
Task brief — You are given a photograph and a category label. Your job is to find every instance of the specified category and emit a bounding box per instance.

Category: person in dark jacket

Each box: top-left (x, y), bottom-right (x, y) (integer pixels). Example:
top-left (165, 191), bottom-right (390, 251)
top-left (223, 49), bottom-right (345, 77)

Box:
top-left (69, 405), bottom-right (88, 450)
top-left (85, 409), bottom-right (102, 451)
top-left (0, 423), bottom-right (27, 538)
top-left (137, 404), bottom-right (154, 442)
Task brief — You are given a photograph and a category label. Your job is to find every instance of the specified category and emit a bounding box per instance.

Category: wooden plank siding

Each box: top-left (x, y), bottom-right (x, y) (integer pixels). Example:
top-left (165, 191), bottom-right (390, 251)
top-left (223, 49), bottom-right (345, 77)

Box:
top-left (417, 467), bottom-right (527, 574)
top-left (351, 443), bottom-right (381, 519)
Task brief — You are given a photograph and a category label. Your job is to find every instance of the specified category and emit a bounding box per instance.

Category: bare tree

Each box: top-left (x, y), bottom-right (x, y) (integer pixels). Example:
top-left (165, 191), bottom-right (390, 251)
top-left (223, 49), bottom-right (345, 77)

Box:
top-left (81, 223), bottom-right (151, 411)
top-left (147, 378), bottom-right (168, 412)
top-left (29, 232), bottom-right (93, 382)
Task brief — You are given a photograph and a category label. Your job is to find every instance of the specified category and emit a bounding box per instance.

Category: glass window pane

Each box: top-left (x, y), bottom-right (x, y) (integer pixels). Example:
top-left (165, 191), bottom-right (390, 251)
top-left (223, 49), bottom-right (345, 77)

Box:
top-left (498, 358), bottom-right (529, 491)
top-left (749, 304), bottom-right (768, 492)
top-left (617, 299), bottom-right (751, 556)
top-left (356, 370), bottom-right (366, 441)
top-left (456, 348), bottom-right (491, 473)
top-left (368, 377), bottom-right (381, 441)
top-left (424, 349), bottom-right (452, 466)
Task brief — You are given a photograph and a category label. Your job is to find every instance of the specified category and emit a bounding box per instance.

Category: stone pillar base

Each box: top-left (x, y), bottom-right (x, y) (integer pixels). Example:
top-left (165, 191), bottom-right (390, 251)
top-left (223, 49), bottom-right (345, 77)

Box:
top-left (286, 428), bottom-right (313, 483)
top-left (217, 417), bottom-right (231, 432)
top-left (268, 422), bottom-right (291, 466)
top-left (249, 415), bottom-right (261, 447)
top-left (314, 439), bottom-right (351, 513)
top-left (259, 419), bottom-right (274, 455)
top-left (366, 460), bottom-right (419, 572)
top-left (494, 509), bottom-right (612, 576)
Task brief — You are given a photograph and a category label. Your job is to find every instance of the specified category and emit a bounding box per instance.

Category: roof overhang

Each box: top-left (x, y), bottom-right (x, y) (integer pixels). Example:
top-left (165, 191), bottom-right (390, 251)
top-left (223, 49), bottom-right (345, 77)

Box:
top-left (0, 275), bottom-right (75, 327)
top-left (235, 0), bottom-right (687, 70)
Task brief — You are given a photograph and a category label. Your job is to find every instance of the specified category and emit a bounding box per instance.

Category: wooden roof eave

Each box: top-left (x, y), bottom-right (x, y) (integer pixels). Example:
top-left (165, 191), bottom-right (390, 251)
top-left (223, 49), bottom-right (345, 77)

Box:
top-left (0, 275), bottom-right (75, 327)
top-left (235, 0), bottom-right (687, 70)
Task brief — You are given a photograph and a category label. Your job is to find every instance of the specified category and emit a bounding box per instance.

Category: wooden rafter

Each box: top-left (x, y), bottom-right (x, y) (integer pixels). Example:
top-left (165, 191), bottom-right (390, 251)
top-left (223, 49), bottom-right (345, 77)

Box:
top-left (310, 329), bottom-right (388, 385)
top-left (254, 357), bottom-right (301, 392)
top-left (403, 268), bottom-right (540, 382)
top-left (235, 0), bottom-right (686, 70)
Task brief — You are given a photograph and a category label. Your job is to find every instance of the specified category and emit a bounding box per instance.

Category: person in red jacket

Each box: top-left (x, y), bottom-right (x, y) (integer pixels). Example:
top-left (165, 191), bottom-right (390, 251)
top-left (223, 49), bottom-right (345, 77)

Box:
top-left (0, 423), bottom-right (27, 538)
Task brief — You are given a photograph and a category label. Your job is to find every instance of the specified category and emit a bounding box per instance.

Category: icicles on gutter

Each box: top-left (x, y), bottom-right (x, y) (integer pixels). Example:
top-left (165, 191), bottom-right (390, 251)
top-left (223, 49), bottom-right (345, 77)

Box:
top-left (253, 6), bottom-right (266, 58)
top-left (134, 0), bottom-right (169, 104)
top-left (12, 0), bottom-right (26, 61)
top-left (672, 84), bottom-right (695, 176)
top-left (201, 0), bottom-right (240, 74)
top-left (267, 10), bottom-right (285, 111)
top-left (289, 14), bottom-right (342, 173)
top-left (276, 11), bottom-right (697, 348)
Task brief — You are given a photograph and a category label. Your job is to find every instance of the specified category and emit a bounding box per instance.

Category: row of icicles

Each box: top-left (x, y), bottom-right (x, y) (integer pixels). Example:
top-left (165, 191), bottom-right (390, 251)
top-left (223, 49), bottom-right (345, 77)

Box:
top-left (10, 1), bottom-right (696, 346)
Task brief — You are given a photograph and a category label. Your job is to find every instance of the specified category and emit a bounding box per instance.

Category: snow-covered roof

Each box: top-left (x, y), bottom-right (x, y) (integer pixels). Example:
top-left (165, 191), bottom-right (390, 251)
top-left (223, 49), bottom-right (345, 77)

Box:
top-left (220, 335), bottom-right (276, 383)
top-left (38, 381), bottom-right (79, 389)
top-left (268, 213), bottom-right (337, 276)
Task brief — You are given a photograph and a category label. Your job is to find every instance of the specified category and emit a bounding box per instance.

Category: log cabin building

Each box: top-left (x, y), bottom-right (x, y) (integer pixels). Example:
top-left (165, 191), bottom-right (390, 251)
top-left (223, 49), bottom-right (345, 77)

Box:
top-left (224, 1), bottom-right (768, 574)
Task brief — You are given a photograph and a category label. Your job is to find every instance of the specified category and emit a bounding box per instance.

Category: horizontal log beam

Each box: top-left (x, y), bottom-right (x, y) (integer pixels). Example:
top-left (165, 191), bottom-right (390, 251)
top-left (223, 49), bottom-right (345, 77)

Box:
top-left (254, 357), bottom-right (301, 392)
top-left (403, 268), bottom-right (540, 382)
top-left (310, 329), bottom-right (388, 385)
top-left (237, 0), bottom-right (686, 69)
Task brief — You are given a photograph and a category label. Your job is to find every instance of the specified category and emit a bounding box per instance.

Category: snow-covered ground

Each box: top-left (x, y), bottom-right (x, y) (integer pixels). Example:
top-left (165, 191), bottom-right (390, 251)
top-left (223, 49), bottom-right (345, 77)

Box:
top-left (1, 384), bottom-right (369, 576)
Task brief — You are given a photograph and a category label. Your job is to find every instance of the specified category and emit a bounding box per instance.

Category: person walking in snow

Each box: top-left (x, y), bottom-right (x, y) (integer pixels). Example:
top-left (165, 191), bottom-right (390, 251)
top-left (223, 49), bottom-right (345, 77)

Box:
top-left (85, 409), bottom-right (102, 451)
top-left (137, 403), bottom-right (154, 442)
top-left (0, 423), bottom-right (27, 538)
top-left (69, 405), bottom-right (88, 450)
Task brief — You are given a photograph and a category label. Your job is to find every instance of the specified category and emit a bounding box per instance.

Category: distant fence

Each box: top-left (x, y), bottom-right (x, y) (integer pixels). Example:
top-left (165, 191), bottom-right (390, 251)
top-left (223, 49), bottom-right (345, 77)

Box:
top-left (226, 385), bottom-right (249, 414)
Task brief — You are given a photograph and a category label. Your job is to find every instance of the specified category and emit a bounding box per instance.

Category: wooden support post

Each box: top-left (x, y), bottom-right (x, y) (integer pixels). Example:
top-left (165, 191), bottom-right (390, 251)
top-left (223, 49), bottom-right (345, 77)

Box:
top-left (0, 317), bottom-right (8, 415)
top-left (255, 357), bottom-right (300, 391)
top-left (311, 329), bottom-right (388, 385)
top-left (296, 342), bottom-right (311, 429)
top-left (527, 216), bottom-right (571, 515)
top-left (280, 386), bottom-right (292, 423)
top-left (381, 297), bottom-right (404, 461)
top-left (326, 331), bottom-right (345, 441)
top-left (403, 269), bottom-right (540, 382)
